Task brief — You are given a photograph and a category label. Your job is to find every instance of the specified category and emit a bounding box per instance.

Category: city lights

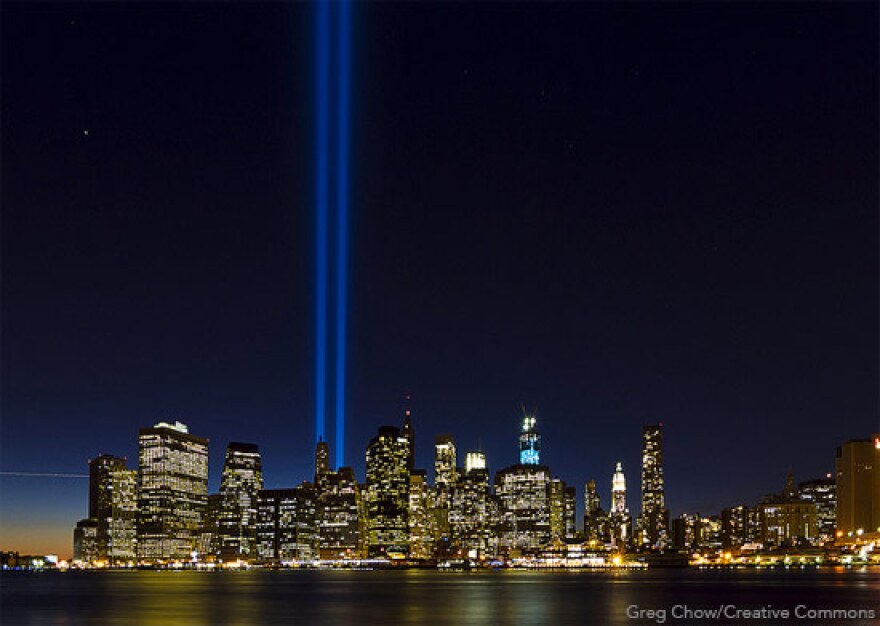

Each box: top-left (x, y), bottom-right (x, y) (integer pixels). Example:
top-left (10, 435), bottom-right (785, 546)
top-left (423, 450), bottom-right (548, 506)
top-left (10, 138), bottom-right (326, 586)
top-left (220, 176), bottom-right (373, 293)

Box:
top-left (49, 415), bottom-right (880, 571)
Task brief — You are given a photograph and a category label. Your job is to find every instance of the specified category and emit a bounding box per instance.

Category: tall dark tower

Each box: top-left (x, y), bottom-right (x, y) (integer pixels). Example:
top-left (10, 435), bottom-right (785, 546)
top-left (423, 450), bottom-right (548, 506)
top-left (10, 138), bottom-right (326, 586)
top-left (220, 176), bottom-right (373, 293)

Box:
top-left (402, 398), bottom-right (415, 471)
top-left (315, 439), bottom-right (330, 483)
top-left (87, 454), bottom-right (136, 563)
top-left (638, 423), bottom-right (669, 549)
top-left (89, 454), bottom-right (127, 520)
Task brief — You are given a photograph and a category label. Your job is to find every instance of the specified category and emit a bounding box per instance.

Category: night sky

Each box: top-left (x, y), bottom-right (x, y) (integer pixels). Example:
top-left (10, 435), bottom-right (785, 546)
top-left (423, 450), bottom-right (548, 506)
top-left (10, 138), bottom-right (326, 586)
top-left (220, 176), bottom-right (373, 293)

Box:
top-left (2, 2), bottom-right (877, 556)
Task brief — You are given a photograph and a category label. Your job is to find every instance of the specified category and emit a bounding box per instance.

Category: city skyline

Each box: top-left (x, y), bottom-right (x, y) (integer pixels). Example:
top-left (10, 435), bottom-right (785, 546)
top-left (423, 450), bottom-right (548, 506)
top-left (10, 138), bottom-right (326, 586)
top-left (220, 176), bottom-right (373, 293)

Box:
top-left (3, 396), bottom-right (874, 557)
top-left (59, 415), bottom-right (880, 565)
top-left (10, 409), bottom-right (880, 560)
top-left (2, 2), bottom-right (877, 559)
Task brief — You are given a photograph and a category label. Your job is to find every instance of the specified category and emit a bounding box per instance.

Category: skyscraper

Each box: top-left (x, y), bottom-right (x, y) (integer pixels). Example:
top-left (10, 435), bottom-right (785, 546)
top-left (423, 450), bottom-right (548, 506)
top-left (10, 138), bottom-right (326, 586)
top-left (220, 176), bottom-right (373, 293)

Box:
top-left (721, 504), bottom-right (752, 549)
top-left (638, 423), bottom-right (669, 549)
top-left (609, 462), bottom-right (632, 548)
top-left (433, 434), bottom-right (457, 542)
top-left (611, 462), bottom-right (627, 515)
top-left (518, 412), bottom-right (541, 465)
top-left (217, 442), bottom-right (263, 561)
top-left (450, 459), bottom-right (497, 560)
top-left (136, 421), bottom-right (209, 562)
top-left (88, 454), bottom-right (136, 563)
top-left (465, 451), bottom-right (486, 474)
top-left (316, 466), bottom-right (362, 559)
top-left (365, 425), bottom-right (410, 557)
top-left (434, 435), bottom-right (457, 488)
top-left (585, 479), bottom-right (601, 516)
top-left (835, 436), bottom-right (880, 539)
top-left (583, 479), bottom-right (610, 544)
top-left (402, 407), bottom-right (415, 472)
top-left (563, 484), bottom-right (577, 539)
top-left (798, 473), bottom-right (837, 543)
top-left (199, 493), bottom-right (222, 559)
top-left (407, 470), bottom-right (435, 560)
top-left (548, 478), bottom-right (568, 540)
top-left (107, 467), bottom-right (137, 562)
top-left (315, 439), bottom-right (330, 484)
top-left (671, 513), bottom-right (701, 552)
top-left (89, 455), bottom-right (126, 523)
top-left (494, 464), bottom-right (551, 555)
top-left (256, 484), bottom-right (318, 563)
top-left (798, 476), bottom-right (836, 542)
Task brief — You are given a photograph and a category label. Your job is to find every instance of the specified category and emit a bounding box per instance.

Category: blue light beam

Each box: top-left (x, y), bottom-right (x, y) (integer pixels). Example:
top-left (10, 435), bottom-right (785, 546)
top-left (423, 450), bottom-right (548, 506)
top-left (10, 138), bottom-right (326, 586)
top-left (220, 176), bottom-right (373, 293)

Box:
top-left (314, 0), bottom-right (330, 444)
top-left (334, 0), bottom-right (351, 469)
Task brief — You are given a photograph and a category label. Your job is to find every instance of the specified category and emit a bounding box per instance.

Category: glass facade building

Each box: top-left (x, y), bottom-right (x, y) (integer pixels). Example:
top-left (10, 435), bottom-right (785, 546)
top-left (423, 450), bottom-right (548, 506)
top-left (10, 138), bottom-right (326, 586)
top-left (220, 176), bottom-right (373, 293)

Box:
top-left (136, 421), bottom-right (209, 562)
top-left (218, 442), bottom-right (263, 561)
top-left (638, 424), bottom-right (669, 549)
top-left (365, 425), bottom-right (411, 557)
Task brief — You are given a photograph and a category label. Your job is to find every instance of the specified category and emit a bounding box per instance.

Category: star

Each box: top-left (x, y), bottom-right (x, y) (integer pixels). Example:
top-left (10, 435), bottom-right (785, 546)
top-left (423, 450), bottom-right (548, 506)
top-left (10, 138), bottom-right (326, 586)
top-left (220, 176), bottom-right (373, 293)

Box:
top-left (82, 129), bottom-right (90, 136)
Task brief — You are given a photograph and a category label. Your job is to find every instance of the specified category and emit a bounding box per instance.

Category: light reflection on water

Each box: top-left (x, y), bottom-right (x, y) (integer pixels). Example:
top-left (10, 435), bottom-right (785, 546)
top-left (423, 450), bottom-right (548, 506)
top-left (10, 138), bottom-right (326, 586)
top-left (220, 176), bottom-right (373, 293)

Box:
top-left (2, 569), bottom-right (879, 625)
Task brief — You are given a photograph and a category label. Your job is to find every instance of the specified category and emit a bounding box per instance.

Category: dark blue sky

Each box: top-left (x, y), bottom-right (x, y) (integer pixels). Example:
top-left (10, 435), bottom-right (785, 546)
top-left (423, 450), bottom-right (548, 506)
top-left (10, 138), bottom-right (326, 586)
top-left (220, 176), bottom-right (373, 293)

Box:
top-left (2, 2), bottom-right (877, 555)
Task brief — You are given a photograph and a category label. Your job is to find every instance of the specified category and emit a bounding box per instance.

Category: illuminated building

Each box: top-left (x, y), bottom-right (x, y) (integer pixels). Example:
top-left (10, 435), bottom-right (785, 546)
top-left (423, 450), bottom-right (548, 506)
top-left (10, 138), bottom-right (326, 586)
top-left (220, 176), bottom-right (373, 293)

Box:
top-left (759, 472), bottom-right (817, 547)
top-left (721, 505), bottom-right (752, 549)
top-left (73, 518), bottom-right (99, 563)
top-left (671, 513), bottom-right (700, 552)
top-left (585, 479), bottom-right (601, 516)
top-left (549, 478), bottom-right (576, 540)
top-left (433, 434), bottom-right (457, 541)
top-left (637, 424), bottom-right (669, 549)
top-left (407, 470), bottom-right (435, 559)
top-left (256, 484), bottom-right (318, 563)
top-left (88, 455), bottom-right (136, 563)
top-left (136, 421), bottom-right (209, 562)
top-left (217, 442), bottom-right (263, 562)
top-left (198, 493), bottom-right (222, 559)
top-left (494, 464), bottom-right (551, 555)
top-left (583, 479), bottom-right (610, 544)
top-left (564, 485), bottom-right (576, 538)
top-left (365, 425), bottom-right (410, 557)
top-left (315, 439), bottom-right (330, 484)
top-left (107, 467), bottom-right (137, 562)
top-left (798, 476), bottom-right (836, 542)
top-left (609, 462), bottom-right (632, 548)
top-left (835, 436), bottom-right (880, 539)
top-left (434, 434), bottom-right (458, 487)
top-left (465, 451), bottom-right (486, 474)
top-left (88, 454), bottom-right (124, 559)
top-left (316, 466), bottom-right (362, 559)
top-left (611, 462), bottom-right (627, 515)
top-left (518, 412), bottom-right (541, 465)
top-left (696, 516), bottom-right (722, 553)
top-left (450, 459), bottom-right (498, 559)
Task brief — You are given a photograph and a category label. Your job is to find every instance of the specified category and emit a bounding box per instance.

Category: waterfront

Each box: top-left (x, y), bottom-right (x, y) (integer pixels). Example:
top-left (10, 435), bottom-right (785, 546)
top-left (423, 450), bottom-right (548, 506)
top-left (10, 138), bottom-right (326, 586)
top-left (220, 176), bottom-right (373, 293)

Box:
top-left (2, 568), bottom-right (879, 625)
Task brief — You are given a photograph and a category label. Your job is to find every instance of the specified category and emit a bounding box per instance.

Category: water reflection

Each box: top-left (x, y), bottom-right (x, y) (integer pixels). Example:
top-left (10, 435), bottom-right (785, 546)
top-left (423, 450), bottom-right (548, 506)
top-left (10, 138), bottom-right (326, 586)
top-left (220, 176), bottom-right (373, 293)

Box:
top-left (2, 569), bottom-right (879, 625)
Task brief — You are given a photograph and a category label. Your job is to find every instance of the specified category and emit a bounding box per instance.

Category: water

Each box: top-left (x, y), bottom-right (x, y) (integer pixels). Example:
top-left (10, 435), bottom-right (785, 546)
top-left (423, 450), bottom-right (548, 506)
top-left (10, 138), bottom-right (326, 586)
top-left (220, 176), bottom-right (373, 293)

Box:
top-left (2, 568), bottom-right (879, 625)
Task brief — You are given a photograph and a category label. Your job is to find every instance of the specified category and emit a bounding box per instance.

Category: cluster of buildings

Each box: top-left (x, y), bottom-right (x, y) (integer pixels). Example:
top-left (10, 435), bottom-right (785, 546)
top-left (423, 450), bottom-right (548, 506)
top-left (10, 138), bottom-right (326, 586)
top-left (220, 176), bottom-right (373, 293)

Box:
top-left (71, 414), bottom-right (880, 568)
top-left (668, 437), bottom-right (880, 562)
